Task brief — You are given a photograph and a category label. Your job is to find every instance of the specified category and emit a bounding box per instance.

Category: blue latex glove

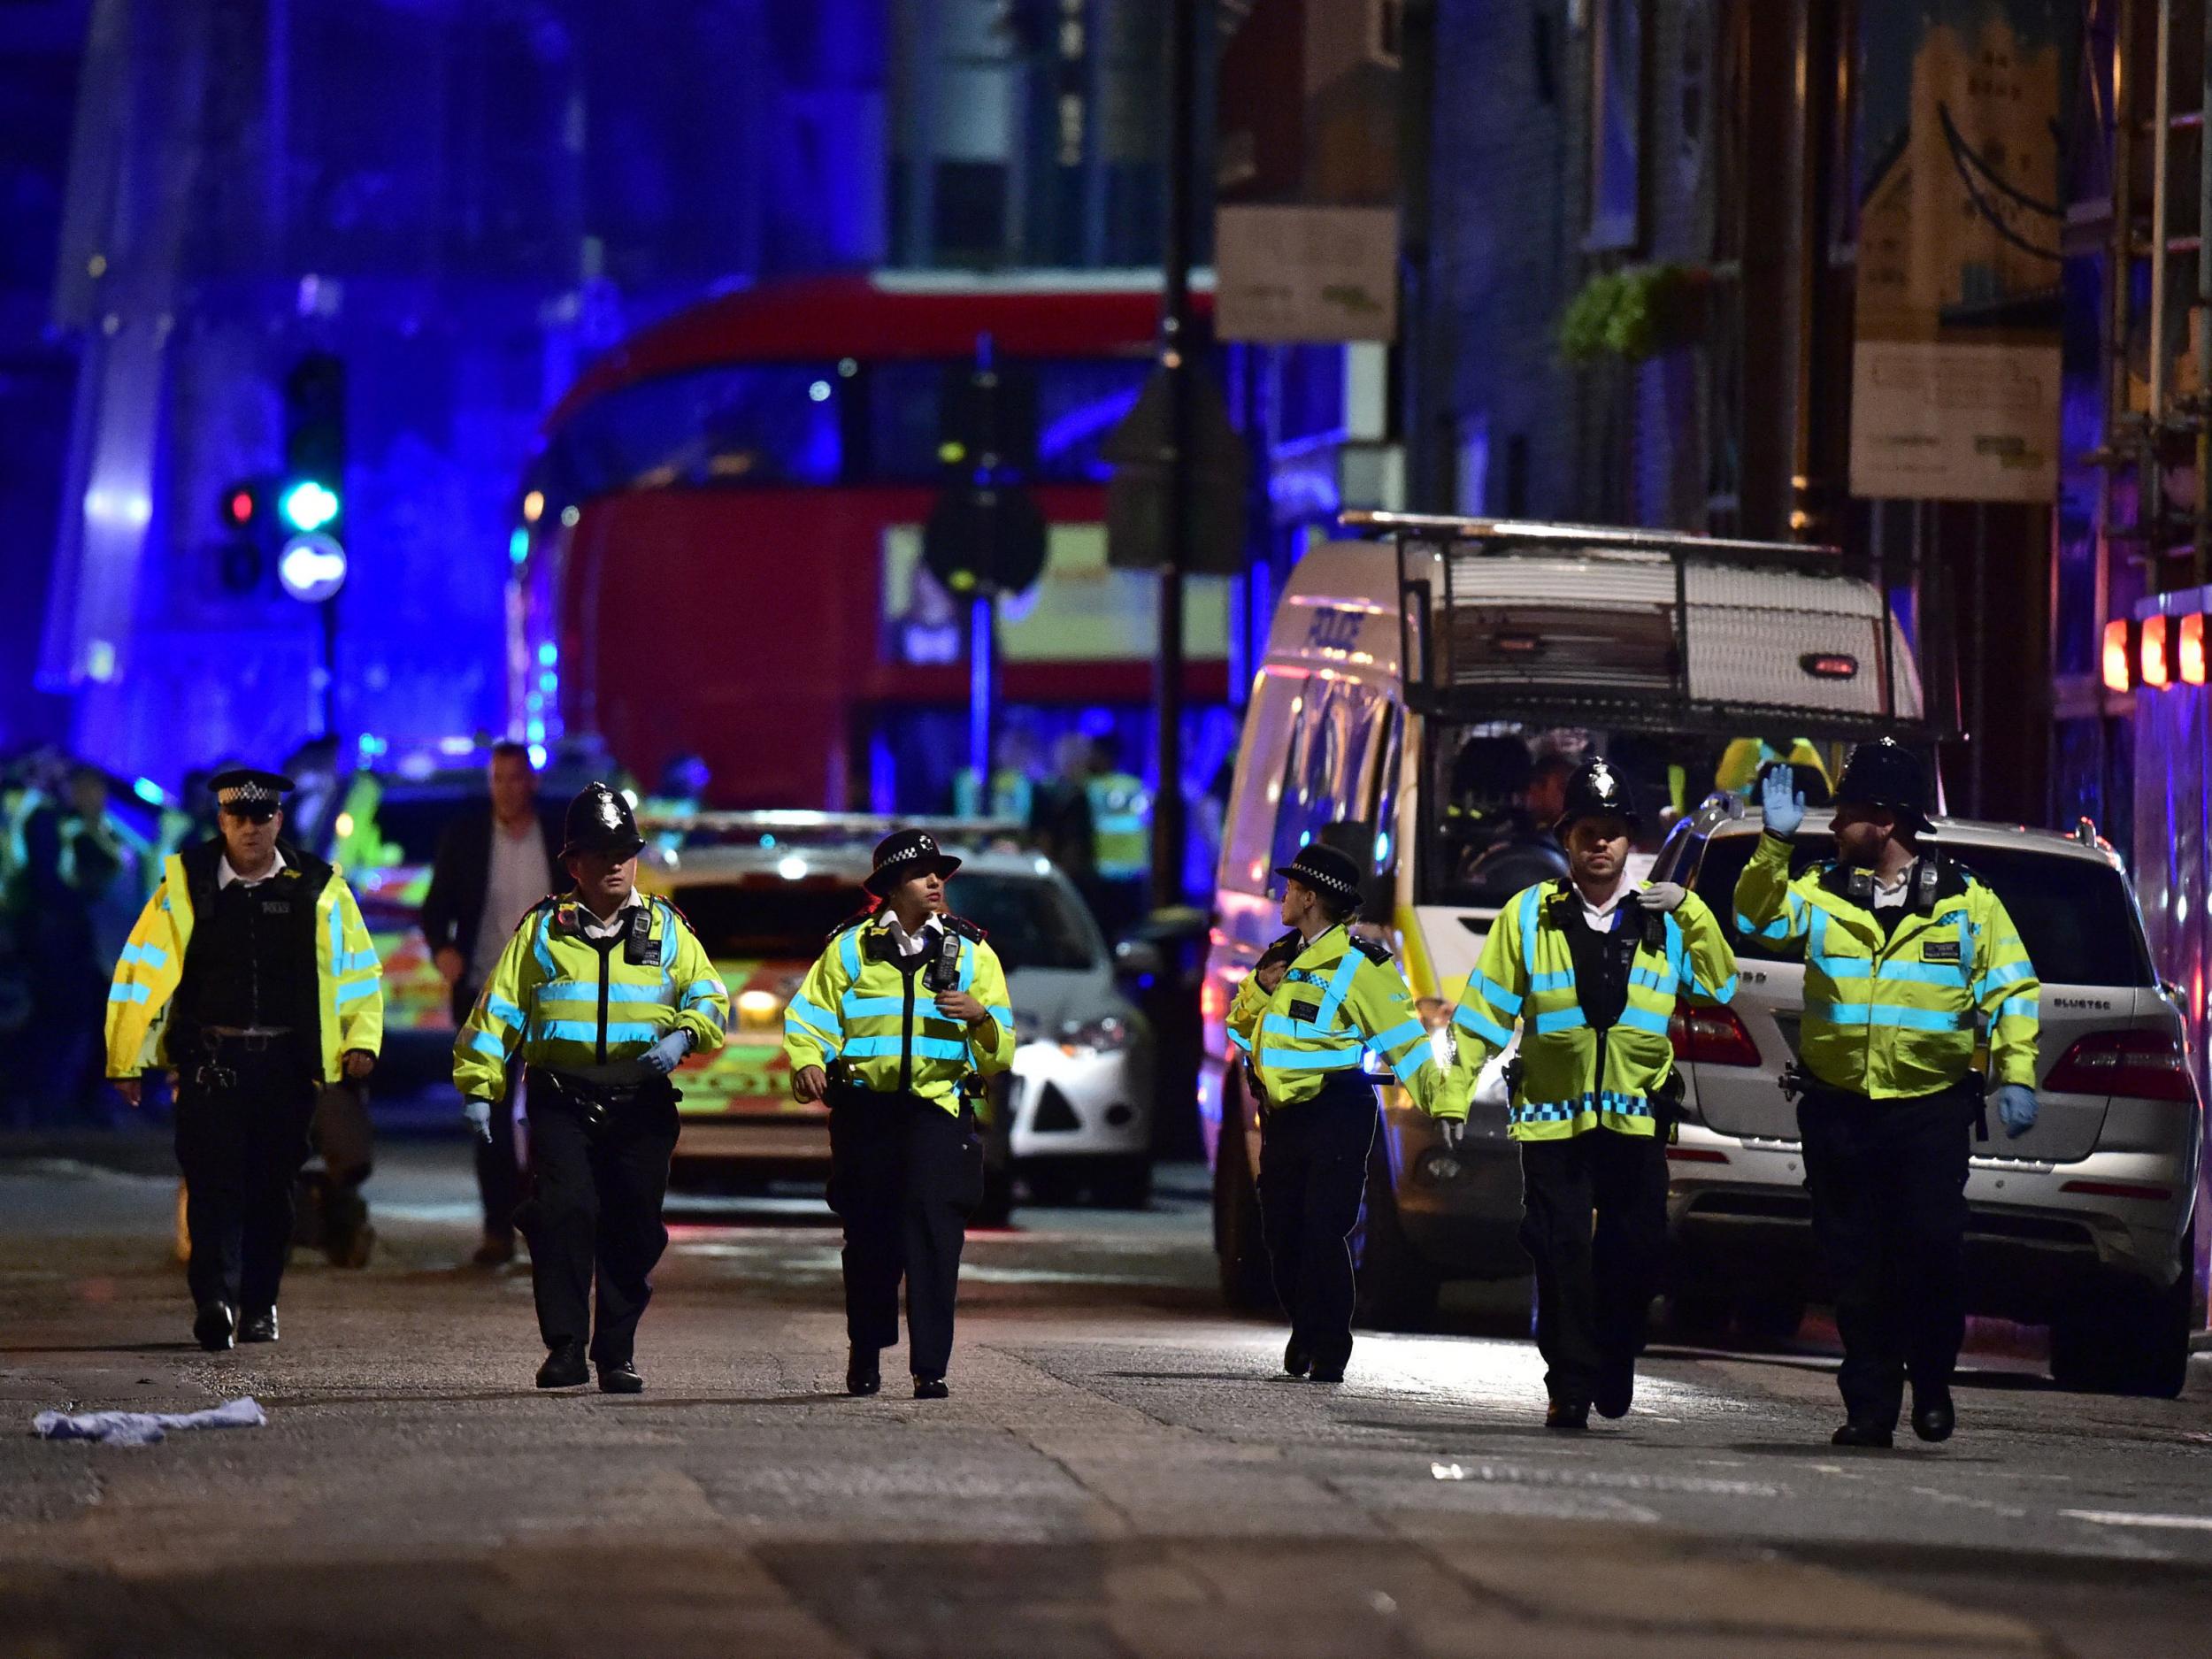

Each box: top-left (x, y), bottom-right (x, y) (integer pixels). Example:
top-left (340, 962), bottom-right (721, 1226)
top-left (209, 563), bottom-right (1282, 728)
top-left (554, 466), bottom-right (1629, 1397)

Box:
top-left (1996, 1084), bottom-right (2038, 1139)
top-left (1761, 764), bottom-right (1807, 838)
top-left (462, 1098), bottom-right (494, 1144)
top-left (641, 1031), bottom-right (693, 1075)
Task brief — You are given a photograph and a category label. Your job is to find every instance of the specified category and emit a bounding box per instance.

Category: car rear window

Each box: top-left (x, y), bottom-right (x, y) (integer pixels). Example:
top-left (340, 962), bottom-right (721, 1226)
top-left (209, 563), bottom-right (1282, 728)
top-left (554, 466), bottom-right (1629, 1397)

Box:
top-left (670, 872), bottom-right (1101, 972)
top-left (1692, 833), bottom-right (2154, 988)
top-left (672, 880), bottom-right (866, 959)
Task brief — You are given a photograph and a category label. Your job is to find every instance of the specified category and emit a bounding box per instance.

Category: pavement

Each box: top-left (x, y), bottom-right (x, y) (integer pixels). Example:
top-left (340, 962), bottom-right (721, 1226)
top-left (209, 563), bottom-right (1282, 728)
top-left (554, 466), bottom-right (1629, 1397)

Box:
top-left (4, 1137), bottom-right (2211, 1658)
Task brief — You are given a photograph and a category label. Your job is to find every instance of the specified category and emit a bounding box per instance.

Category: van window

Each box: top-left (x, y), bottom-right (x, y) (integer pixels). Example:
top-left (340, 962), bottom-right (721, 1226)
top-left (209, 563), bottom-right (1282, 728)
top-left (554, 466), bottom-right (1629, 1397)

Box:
top-left (1269, 677), bottom-right (1390, 875)
top-left (1690, 833), bottom-right (2155, 989)
top-left (1219, 671), bottom-right (1302, 895)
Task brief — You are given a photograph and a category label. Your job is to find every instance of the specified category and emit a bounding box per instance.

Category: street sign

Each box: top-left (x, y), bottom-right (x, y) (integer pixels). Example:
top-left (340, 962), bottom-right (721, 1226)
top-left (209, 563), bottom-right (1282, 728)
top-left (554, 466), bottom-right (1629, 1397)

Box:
top-left (1213, 204), bottom-right (1400, 342)
top-left (1102, 365), bottom-right (1250, 574)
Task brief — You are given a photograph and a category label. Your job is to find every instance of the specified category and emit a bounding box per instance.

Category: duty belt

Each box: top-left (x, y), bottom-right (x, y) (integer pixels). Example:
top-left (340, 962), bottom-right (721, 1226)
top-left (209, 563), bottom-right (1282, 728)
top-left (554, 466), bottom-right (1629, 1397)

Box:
top-left (193, 1026), bottom-right (296, 1089)
top-left (534, 1062), bottom-right (677, 1129)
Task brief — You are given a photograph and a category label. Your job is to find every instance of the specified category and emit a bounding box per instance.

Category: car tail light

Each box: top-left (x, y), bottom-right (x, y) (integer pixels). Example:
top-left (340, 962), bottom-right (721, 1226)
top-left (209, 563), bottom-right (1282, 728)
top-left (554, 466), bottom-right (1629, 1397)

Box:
top-left (2043, 1029), bottom-right (2197, 1102)
top-left (1201, 978), bottom-right (1226, 1025)
top-left (1670, 1006), bottom-right (1762, 1067)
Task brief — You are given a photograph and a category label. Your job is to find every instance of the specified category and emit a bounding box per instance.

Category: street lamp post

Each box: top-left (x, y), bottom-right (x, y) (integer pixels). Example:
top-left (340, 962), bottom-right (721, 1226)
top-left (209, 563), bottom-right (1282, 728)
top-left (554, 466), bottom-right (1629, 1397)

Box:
top-left (1153, 0), bottom-right (1197, 915)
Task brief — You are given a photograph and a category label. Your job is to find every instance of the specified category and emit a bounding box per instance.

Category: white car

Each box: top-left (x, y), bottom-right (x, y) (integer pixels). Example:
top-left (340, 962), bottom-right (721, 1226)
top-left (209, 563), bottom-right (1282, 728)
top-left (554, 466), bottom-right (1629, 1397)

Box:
top-left (643, 819), bottom-right (1157, 1211)
top-left (1654, 797), bottom-right (2203, 1396)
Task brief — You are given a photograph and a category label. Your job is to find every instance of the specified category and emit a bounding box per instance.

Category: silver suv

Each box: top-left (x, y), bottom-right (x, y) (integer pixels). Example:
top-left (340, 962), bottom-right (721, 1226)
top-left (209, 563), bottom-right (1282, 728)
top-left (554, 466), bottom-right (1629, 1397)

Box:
top-left (1651, 798), bottom-right (2203, 1396)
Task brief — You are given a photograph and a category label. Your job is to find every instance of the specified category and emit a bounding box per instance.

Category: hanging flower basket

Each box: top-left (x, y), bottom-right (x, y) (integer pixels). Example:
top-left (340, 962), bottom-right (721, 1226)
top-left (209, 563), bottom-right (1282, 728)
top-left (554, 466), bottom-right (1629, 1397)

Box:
top-left (1556, 264), bottom-right (1712, 366)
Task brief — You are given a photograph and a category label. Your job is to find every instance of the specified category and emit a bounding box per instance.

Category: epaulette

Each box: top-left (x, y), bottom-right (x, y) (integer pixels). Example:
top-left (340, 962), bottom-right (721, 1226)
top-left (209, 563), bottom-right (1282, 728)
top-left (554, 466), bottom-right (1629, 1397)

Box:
top-left (826, 907), bottom-right (878, 942)
top-left (1348, 933), bottom-right (1394, 966)
top-left (944, 915), bottom-right (988, 943)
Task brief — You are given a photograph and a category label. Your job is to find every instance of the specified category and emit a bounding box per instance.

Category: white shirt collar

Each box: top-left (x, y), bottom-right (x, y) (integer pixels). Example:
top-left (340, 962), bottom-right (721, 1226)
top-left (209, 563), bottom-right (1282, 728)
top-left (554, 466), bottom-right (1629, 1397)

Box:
top-left (575, 888), bottom-right (646, 939)
top-left (880, 911), bottom-right (944, 957)
top-left (1572, 872), bottom-right (1632, 929)
top-left (218, 848), bottom-right (287, 889)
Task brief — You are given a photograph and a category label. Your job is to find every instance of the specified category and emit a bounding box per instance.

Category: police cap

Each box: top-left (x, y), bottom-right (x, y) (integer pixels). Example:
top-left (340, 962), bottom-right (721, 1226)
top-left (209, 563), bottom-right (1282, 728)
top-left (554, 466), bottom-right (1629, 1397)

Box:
top-left (1274, 841), bottom-right (1364, 909)
top-left (209, 768), bottom-right (295, 820)
top-left (865, 828), bottom-right (963, 898)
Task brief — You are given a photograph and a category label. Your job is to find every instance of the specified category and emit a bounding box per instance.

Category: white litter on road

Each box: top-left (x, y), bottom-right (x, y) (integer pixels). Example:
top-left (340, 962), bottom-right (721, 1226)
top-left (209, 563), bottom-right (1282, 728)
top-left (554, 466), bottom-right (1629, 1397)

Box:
top-left (32, 1395), bottom-right (266, 1446)
top-left (2060, 1509), bottom-right (2212, 1532)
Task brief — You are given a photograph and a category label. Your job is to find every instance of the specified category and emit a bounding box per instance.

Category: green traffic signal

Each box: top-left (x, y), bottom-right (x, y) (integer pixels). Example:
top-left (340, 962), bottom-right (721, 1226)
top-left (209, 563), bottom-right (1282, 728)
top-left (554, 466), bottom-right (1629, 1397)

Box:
top-left (278, 478), bottom-right (341, 534)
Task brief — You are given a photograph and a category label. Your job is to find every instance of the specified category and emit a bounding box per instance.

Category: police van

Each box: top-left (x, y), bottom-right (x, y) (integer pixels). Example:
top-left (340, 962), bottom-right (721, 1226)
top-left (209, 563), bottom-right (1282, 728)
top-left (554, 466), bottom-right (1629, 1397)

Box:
top-left (1202, 513), bottom-right (1927, 1326)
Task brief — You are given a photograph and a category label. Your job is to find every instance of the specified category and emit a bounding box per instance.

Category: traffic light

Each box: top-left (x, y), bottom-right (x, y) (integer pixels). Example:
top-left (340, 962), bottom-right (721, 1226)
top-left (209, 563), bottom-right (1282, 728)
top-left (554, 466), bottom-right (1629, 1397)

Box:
top-left (280, 351), bottom-right (346, 541)
top-left (213, 478), bottom-right (272, 595)
top-left (922, 358), bottom-right (1048, 597)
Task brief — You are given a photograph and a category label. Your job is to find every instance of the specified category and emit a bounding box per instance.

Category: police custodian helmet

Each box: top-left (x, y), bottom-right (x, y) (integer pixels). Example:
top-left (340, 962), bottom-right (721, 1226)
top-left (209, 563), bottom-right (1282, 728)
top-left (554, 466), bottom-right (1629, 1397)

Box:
top-left (1833, 738), bottom-right (1934, 833)
top-left (1554, 757), bottom-right (1641, 836)
top-left (558, 782), bottom-right (646, 861)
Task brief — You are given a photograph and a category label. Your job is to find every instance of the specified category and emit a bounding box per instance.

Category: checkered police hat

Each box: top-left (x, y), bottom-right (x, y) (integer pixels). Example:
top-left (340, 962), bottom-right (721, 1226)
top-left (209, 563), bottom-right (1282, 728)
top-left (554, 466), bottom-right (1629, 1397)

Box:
top-left (865, 829), bottom-right (963, 898)
top-left (1273, 842), bottom-right (1363, 907)
top-left (209, 769), bottom-right (295, 817)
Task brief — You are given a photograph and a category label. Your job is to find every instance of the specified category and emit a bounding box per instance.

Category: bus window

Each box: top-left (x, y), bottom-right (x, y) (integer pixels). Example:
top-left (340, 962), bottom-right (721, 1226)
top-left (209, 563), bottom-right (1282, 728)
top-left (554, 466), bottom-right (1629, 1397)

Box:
top-left (546, 364), bottom-right (846, 498)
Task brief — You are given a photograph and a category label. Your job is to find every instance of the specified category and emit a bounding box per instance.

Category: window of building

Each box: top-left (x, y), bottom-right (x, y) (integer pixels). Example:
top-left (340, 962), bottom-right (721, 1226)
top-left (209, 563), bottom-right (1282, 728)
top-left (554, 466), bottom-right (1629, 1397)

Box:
top-left (1587, 0), bottom-right (1646, 250)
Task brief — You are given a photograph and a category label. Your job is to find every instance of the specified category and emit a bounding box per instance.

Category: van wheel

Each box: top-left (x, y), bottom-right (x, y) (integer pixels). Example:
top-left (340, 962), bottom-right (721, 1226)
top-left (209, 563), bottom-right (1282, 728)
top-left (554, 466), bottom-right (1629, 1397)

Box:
top-left (1214, 1084), bottom-right (1273, 1310)
top-left (1354, 1134), bottom-right (1440, 1333)
top-left (2051, 1229), bottom-right (2193, 1398)
top-left (1667, 1292), bottom-right (1733, 1343)
top-left (1737, 1294), bottom-right (1807, 1348)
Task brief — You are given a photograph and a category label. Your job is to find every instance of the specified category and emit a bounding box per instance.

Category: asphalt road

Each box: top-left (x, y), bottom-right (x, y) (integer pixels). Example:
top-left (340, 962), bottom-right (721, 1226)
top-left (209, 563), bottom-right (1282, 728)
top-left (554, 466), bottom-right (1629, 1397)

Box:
top-left (4, 1139), bottom-right (2211, 1658)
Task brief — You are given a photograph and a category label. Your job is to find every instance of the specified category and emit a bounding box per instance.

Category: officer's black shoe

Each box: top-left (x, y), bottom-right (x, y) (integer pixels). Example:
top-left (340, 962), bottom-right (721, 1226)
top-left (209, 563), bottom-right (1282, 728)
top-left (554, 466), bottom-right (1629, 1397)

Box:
top-left (193, 1301), bottom-right (235, 1353)
top-left (1308, 1361), bottom-right (1347, 1385)
top-left (1283, 1338), bottom-right (1313, 1379)
top-left (238, 1308), bottom-right (279, 1345)
top-left (1911, 1387), bottom-right (1955, 1443)
top-left (847, 1345), bottom-right (882, 1396)
top-left (1831, 1418), bottom-right (1895, 1449)
top-left (1594, 1359), bottom-right (1634, 1419)
top-left (596, 1362), bottom-right (643, 1394)
top-left (912, 1377), bottom-right (949, 1400)
top-left (535, 1341), bottom-right (588, 1389)
top-left (1546, 1399), bottom-right (1590, 1432)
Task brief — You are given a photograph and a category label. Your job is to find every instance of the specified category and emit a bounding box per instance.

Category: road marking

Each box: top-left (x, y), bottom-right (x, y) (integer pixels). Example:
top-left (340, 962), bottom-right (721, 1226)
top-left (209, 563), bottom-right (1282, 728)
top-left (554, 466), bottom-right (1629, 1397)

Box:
top-left (2061, 1509), bottom-right (2212, 1531)
top-left (1911, 1486), bottom-right (2028, 1518)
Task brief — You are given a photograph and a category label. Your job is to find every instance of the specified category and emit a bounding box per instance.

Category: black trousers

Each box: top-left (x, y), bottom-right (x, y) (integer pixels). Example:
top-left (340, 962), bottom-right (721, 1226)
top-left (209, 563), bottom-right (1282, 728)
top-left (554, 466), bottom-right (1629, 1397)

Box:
top-left (1517, 1126), bottom-right (1669, 1406)
top-left (173, 1042), bottom-right (319, 1315)
top-left (1256, 1075), bottom-right (1379, 1372)
top-left (455, 979), bottom-right (522, 1240)
top-left (518, 1084), bottom-right (679, 1365)
top-left (826, 1086), bottom-right (984, 1380)
top-left (1796, 1083), bottom-right (1973, 1424)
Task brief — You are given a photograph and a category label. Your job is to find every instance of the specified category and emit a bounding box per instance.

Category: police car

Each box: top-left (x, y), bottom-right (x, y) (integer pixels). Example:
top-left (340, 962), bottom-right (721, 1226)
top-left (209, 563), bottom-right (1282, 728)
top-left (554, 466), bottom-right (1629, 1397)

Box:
top-left (638, 814), bottom-right (1158, 1213)
top-left (1655, 798), bottom-right (2202, 1396)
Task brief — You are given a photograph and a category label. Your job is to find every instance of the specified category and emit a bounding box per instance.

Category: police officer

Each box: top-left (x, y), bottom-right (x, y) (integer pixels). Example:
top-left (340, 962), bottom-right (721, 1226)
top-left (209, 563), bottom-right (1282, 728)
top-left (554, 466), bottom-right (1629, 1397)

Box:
top-left (104, 769), bottom-right (384, 1351)
top-left (1438, 758), bottom-right (1738, 1430)
top-left (1226, 843), bottom-right (1444, 1384)
top-left (454, 784), bottom-right (729, 1393)
top-left (783, 830), bottom-right (1015, 1400)
top-left (1739, 741), bottom-right (2040, 1448)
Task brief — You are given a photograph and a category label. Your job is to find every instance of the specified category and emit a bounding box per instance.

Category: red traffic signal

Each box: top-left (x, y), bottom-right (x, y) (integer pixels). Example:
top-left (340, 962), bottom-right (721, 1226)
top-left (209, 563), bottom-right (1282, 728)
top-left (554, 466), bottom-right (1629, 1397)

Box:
top-left (219, 480), bottom-right (265, 530)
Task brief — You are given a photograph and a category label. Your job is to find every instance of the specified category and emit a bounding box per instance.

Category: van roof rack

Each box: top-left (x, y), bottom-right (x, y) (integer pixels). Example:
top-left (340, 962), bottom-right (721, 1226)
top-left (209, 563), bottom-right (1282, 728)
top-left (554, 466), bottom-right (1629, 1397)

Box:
top-left (1339, 511), bottom-right (1936, 741)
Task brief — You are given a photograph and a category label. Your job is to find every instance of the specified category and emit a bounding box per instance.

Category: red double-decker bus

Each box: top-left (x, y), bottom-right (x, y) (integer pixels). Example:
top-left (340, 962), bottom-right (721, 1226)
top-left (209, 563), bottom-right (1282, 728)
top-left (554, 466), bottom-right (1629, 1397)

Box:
top-left (507, 271), bottom-right (1234, 814)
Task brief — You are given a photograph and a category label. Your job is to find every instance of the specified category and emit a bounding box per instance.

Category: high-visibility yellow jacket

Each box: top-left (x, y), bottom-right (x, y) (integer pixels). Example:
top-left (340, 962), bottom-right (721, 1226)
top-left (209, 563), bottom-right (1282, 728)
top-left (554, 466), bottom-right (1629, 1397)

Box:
top-left (104, 842), bottom-right (384, 1083)
top-left (1716, 737), bottom-right (1832, 796)
top-left (454, 891), bottom-right (728, 1100)
top-left (1439, 880), bottom-right (1738, 1141)
top-left (1086, 772), bottom-right (1150, 881)
top-left (1733, 833), bottom-right (2039, 1097)
top-left (780, 910), bottom-right (1015, 1111)
top-left (1225, 924), bottom-right (1445, 1113)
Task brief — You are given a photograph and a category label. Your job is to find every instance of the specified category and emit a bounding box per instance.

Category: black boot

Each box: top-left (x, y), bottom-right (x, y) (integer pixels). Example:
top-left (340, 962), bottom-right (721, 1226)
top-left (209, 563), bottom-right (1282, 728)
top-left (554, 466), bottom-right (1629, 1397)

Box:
top-left (238, 1308), bottom-right (279, 1344)
top-left (912, 1376), bottom-right (949, 1400)
top-left (535, 1340), bottom-right (588, 1388)
top-left (1831, 1418), bottom-right (1895, 1449)
top-left (1283, 1337), bottom-right (1313, 1379)
top-left (1594, 1358), bottom-right (1634, 1419)
top-left (193, 1301), bottom-right (235, 1353)
top-left (1546, 1398), bottom-right (1590, 1432)
top-left (597, 1361), bottom-right (644, 1394)
top-left (1911, 1383), bottom-right (1955, 1443)
top-left (846, 1345), bottom-right (882, 1396)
